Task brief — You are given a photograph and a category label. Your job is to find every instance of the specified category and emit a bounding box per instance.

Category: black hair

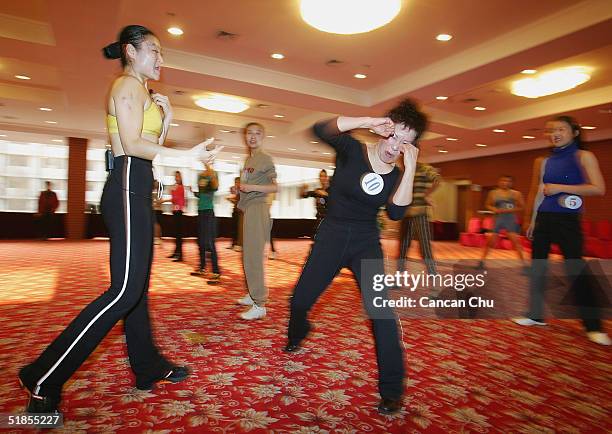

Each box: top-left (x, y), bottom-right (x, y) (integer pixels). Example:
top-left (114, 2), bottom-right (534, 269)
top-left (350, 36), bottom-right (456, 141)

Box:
top-left (549, 115), bottom-right (586, 150)
top-left (102, 25), bottom-right (156, 67)
top-left (385, 98), bottom-right (428, 144)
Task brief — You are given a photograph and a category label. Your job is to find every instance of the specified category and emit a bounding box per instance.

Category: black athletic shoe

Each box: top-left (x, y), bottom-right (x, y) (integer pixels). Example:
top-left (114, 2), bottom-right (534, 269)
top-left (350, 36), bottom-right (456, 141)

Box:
top-left (18, 370), bottom-right (61, 414)
top-left (283, 343), bottom-right (300, 353)
top-left (26, 394), bottom-right (60, 413)
top-left (378, 397), bottom-right (402, 415)
top-left (136, 366), bottom-right (190, 391)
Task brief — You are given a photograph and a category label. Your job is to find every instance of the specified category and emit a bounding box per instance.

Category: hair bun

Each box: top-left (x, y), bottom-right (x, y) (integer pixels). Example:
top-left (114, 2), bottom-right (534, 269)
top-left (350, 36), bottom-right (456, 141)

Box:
top-left (102, 41), bottom-right (121, 59)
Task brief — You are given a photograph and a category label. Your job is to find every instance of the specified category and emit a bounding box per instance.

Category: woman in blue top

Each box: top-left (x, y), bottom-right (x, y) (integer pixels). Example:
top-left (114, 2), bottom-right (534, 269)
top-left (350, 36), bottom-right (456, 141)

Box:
top-left (514, 116), bottom-right (609, 346)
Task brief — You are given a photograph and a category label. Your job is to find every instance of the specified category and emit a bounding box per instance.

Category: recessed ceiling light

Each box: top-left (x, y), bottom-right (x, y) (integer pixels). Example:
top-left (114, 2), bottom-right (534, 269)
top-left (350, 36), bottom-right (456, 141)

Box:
top-left (436, 34), bottom-right (452, 41)
top-left (219, 129), bottom-right (231, 133)
top-left (511, 66), bottom-right (591, 99)
top-left (581, 126), bottom-right (596, 130)
top-left (300, 0), bottom-right (401, 35)
top-left (493, 129), bottom-right (506, 133)
top-left (328, 165), bottom-right (336, 169)
top-left (194, 94), bottom-right (249, 113)
top-left (473, 106), bottom-right (486, 111)
top-left (266, 135), bottom-right (275, 138)
top-left (45, 121), bottom-right (57, 124)
top-left (436, 96), bottom-right (448, 101)
top-left (322, 152), bottom-right (331, 155)
top-left (521, 69), bottom-right (537, 74)
top-left (52, 139), bottom-right (63, 142)
top-left (522, 135), bottom-right (536, 139)
top-left (170, 123), bottom-right (179, 127)
top-left (39, 107), bottom-right (52, 111)
top-left (288, 147), bottom-right (297, 151)
top-left (438, 149), bottom-right (449, 153)
top-left (354, 73), bottom-right (367, 79)
top-left (475, 143), bottom-right (487, 147)
top-left (0, 134), bottom-right (7, 137)
top-left (15, 75), bottom-right (31, 80)
top-left (446, 137), bottom-right (458, 141)
top-left (274, 114), bottom-right (285, 118)
top-left (310, 141), bottom-right (319, 144)
top-left (167, 27), bottom-right (184, 36)
top-left (271, 53), bottom-right (285, 60)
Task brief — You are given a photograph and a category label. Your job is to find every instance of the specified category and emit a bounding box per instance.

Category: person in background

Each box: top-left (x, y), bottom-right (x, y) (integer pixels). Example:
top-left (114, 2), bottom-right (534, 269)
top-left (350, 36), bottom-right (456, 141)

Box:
top-left (227, 176), bottom-right (243, 251)
top-left (300, 169), bottom-right (330, 238)
top-left (190, 162), bottom-right (221, 283)
top-left (478, 175), bottom-right (527, 270)
top-left (37, 180), bottom-right (59, 240)
top-left (236, 122), bottom-right (277, 320)
top-left (152, 180), bottom-right (163, 246)
top-left (267, 192), bottom-right (277, 260)
top-left (398, 161), bottom-right (440, 276)
top-left (165, 171), bottom-right (185, 261)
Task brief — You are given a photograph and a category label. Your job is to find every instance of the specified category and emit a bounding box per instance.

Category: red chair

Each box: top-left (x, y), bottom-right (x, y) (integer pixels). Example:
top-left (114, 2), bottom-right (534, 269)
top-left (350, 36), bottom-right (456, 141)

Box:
top-left (460, 217), bottom-right (483, 247)
top-left (595, 221), bottom-right (611, 240)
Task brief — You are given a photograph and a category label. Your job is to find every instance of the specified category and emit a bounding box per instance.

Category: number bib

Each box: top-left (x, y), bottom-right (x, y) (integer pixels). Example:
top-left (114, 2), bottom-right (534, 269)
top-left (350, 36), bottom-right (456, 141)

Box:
top-left (361, 173), bottom-right (384, 196)
top-left (559, 194), bottom-right (582, 210)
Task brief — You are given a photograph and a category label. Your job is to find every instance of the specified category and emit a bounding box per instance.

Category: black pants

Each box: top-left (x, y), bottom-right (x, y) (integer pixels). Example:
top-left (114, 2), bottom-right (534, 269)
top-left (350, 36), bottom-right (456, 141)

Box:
top-left (197, 209), bottom-right (219, 274)
top-left (20, 156), bottom-right (171, 400)
top-left (399, 214), bottom-right (437, 274)
top-left (269, 219), bottom-right (276, 253)
top-left (230, 209), bottom-right (241, 247)
top-left (40, 212), bottom-right (53, 239)
top-left (528, 212), bottom-right (602, 331)
top-left (172, 210), bottom-right (183, 257)
top-left (288, 217), bottom-right (404, 399)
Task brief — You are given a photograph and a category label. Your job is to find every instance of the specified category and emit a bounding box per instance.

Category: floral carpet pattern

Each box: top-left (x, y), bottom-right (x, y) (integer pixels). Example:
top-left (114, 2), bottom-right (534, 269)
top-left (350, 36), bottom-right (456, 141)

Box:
top-left (0, 239), bottom-right (610, 433)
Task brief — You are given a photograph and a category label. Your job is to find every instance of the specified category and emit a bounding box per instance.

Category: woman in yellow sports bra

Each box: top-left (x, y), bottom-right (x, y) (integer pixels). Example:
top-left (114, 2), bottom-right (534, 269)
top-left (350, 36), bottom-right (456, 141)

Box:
top-left (18, 25), bottom-right (222, 417)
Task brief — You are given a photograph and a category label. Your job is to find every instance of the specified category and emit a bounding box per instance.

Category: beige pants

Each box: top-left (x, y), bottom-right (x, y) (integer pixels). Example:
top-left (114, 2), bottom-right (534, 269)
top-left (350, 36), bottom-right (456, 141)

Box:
top-left (242, 202), bottom-right (271, 306)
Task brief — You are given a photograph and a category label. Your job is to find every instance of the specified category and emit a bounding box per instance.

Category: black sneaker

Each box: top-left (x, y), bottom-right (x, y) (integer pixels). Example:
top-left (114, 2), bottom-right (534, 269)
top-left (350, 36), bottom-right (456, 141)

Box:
top-left (190, 269), bottom-right (206, 277)
top-left (26, 394), bottom-right (61, 413)
top-left (19, 371), bottom-right (61, 414)
top-left (207, 273), bottom-right (221, 285)
top-left (378, 397), bottom-right (402, 415)
top-left (136, 366), bottom-right (190, 391)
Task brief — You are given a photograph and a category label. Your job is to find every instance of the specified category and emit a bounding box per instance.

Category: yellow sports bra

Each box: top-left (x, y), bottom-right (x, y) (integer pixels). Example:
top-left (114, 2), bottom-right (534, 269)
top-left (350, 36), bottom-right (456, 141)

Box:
top-left (106, 102), bottom-right (163, 137)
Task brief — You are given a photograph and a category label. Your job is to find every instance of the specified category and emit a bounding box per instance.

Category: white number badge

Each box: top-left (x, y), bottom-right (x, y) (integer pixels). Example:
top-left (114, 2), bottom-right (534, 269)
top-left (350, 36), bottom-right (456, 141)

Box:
top-left (361, 173), bottom-right (384, 196)
top-left (559, 195), bottom-right (583, 210)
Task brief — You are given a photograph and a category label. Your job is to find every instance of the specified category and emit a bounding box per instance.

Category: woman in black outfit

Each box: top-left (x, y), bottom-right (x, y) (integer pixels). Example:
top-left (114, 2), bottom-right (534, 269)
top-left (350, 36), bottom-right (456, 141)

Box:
top-left (285, 99), bottom-right (425, 415)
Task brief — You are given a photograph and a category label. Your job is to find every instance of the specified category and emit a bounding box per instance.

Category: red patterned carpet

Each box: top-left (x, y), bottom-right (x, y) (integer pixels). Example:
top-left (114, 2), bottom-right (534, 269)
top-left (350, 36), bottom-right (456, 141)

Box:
top-left (0, 238), bottom-right (610, 433)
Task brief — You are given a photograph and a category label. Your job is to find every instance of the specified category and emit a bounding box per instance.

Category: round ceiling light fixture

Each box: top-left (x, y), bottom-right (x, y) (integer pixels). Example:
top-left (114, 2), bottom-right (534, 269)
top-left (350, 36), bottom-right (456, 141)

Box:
top-left (194, 94), bottom-right (249, 113)
top-left (511, 66), bottom-right (591, 99)
top-left (300, 0), bottom-right (401, 35)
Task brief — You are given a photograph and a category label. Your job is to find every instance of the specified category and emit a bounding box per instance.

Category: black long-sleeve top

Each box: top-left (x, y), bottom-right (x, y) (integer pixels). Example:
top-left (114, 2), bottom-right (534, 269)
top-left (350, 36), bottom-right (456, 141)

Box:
top-left (313, 119), bottom-right (408, 228)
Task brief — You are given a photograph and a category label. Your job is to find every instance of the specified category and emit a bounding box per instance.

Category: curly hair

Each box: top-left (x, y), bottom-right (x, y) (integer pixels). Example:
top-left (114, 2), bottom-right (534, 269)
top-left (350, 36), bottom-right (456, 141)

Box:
top-left (385, 98), bottom-right (428, 143)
